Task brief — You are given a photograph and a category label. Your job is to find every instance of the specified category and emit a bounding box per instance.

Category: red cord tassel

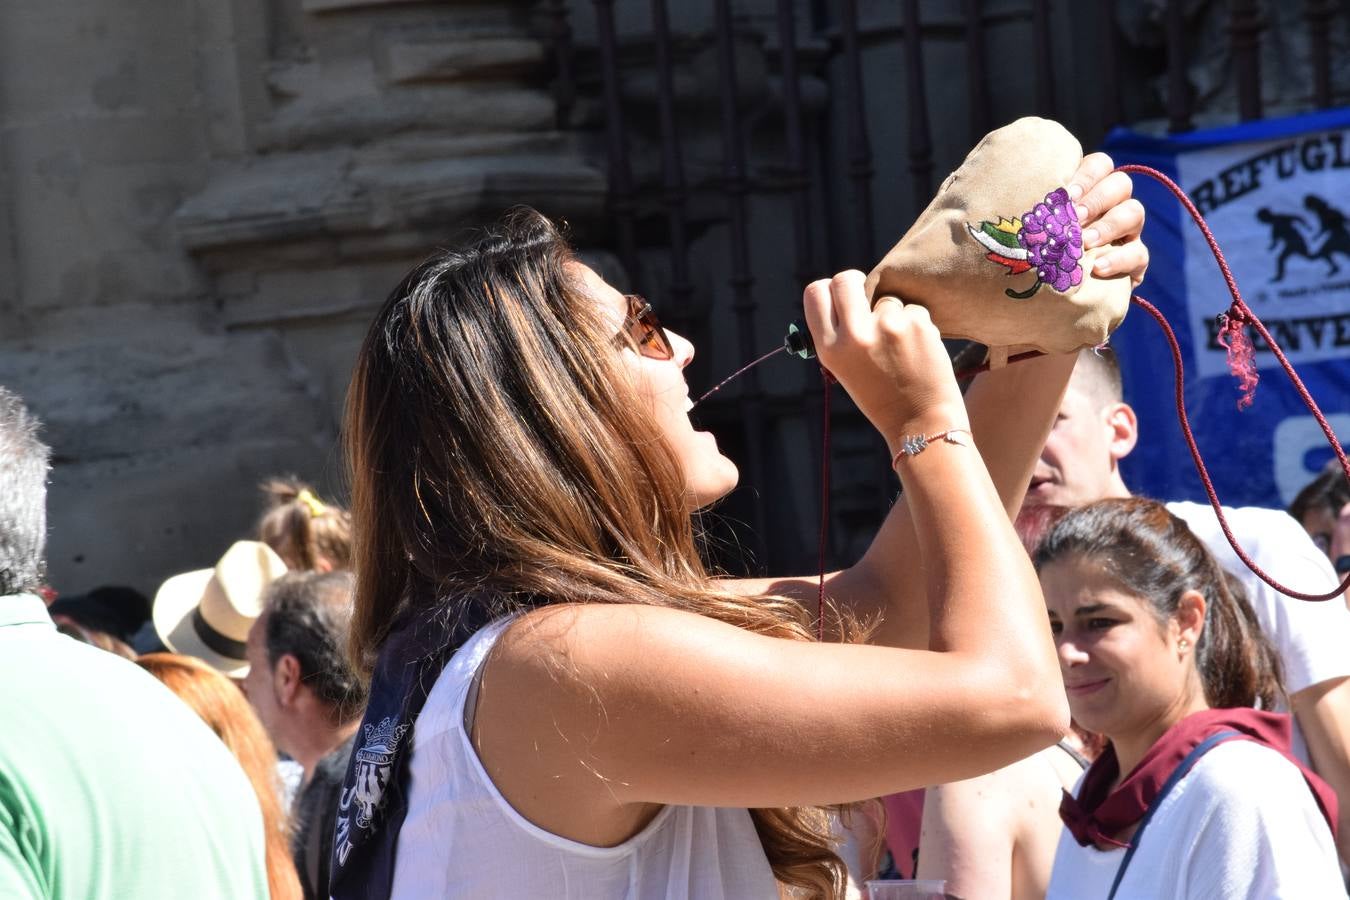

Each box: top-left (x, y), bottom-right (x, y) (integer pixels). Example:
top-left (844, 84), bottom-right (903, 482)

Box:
top-left (1214, 306), bottom-right (1259, 410)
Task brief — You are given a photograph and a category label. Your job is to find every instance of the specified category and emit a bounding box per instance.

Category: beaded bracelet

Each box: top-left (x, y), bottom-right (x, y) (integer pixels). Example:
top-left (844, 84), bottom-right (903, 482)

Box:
top-left (890, 428), bottom-right (973, 471)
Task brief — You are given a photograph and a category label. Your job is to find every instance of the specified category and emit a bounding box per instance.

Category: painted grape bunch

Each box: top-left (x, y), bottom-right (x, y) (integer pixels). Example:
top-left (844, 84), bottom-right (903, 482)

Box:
top-left (966, 187), bottom-right (1084, 299)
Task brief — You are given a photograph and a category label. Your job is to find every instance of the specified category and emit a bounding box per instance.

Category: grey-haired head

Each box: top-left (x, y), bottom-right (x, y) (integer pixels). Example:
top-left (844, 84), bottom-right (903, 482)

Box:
top-left (0, 388), bottom-right (51, 597)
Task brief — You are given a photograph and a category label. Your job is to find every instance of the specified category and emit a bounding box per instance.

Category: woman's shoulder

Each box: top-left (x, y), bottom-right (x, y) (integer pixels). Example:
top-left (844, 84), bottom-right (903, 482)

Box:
top-left (1167, 739), bottom-right (1344, 894)
top-left (1186, 739), bottom-right (1302, 786)
top-left (493, 602), bottom-right (759, 671)
top-left (481, 603), bottom-right (762, 731)
top-left (1176, 739), bottom-right (1320, 820)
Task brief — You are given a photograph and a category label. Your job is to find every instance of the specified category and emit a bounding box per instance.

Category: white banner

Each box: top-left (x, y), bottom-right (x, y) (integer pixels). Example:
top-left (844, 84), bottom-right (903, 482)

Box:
top-left (1178, 128), bottom-right (1350, 378)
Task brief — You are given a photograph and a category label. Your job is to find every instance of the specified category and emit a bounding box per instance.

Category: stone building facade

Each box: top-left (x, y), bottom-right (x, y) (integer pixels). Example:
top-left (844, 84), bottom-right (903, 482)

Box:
top-left (1, 0), bottom-right (1344, 594)
top-left (0, 0), bottom-right (605, 592)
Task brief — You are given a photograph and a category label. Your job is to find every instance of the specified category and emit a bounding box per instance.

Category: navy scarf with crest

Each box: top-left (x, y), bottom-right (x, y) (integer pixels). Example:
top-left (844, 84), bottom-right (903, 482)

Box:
top-left (328, 605), bottom-right (482, 900)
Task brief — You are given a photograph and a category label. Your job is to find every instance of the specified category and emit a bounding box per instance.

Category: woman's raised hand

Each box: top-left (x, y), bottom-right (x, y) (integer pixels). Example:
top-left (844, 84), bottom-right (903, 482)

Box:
top-left (803, 270), bottom-right (967, 452)
top-left (1068, 152), bottom-right (1149, 287)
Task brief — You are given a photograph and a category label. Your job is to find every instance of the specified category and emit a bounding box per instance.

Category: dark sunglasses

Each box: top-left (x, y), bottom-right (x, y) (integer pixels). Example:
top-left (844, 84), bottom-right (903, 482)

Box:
top-left (617, 294), bottom-right (675, 361)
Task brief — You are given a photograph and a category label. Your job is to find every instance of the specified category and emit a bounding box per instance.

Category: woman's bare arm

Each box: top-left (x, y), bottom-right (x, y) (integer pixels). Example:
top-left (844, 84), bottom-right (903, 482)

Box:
top-left (918, 747), bottom-right (1079, 900)
top-left (727, 154), bottom-right (1146, 650)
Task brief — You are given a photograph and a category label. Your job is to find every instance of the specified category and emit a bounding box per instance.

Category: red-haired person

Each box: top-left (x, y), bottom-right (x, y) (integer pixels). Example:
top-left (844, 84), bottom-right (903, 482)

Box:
top-left (139, 653), bottom-right (303, 900)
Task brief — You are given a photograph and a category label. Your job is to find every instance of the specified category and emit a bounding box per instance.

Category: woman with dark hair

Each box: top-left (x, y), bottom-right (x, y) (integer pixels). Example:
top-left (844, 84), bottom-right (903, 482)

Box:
top-left (1039, 498), bottom-right (1343, 899)
top-left (332, 157), bottom-right (1147, 900)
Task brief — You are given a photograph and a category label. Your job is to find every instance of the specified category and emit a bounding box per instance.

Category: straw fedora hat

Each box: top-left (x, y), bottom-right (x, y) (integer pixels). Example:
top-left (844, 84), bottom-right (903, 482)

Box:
top-left (153, 541), bottom-right (288, 677)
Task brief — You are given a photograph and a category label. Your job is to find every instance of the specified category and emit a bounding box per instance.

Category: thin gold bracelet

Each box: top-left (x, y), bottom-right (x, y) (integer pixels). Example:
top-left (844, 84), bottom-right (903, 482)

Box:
top-left (890, 428), bottom-right (973, 471)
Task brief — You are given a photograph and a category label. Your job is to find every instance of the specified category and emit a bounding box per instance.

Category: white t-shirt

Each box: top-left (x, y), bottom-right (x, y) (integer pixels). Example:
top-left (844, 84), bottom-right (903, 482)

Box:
top-left (1167, 501), bottom-right (1350, 761)
top-left (388, 616), bottom-right (780, 899)
top-left (1047, 740), bottom-right (1344, 899)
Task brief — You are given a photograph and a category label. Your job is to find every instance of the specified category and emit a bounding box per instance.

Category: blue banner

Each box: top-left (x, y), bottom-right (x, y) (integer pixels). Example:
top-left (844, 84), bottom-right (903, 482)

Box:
top-left (1102, 108), bottom-right (1350, 510)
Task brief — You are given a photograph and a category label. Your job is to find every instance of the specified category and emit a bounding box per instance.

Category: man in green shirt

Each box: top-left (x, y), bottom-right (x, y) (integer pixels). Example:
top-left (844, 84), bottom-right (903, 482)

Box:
top-left (0, 387), bottom-right (268, 899)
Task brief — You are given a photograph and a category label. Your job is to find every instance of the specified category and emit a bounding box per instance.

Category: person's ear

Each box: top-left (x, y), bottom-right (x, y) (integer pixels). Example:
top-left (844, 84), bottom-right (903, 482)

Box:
top-left (275, 654), bottom-right (303, 706)
top-left (1105, 402), bottom-right (1138, 464)
top-left (1174, 590), bottom-right (1207, 656)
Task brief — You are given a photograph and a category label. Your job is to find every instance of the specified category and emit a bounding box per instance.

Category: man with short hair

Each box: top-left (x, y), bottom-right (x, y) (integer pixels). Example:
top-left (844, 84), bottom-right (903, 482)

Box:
top-left (245, 571), bottom-right (367, 900)
top-left (1026, 347), bottom-right (1350, 860)
top-left (0, 387), bottom-right (268, 899)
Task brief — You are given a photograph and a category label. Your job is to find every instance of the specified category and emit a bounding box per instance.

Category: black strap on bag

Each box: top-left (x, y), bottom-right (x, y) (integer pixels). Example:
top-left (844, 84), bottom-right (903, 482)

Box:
top-left (1107, 730), bottom-right (1240, 900)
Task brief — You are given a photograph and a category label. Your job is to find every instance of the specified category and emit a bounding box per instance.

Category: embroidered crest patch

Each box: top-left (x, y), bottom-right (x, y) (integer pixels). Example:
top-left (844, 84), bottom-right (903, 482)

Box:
top-left (966, 186), bottom-right (1084, 299)
top-left (334, 716), bottom-right (410, 866)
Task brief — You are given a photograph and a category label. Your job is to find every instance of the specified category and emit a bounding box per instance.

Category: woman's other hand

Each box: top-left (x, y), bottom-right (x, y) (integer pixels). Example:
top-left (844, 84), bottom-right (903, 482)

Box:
top-left (802, 270), bottom-right (967, 452)
top-left (1068, 152), bottom-right (1149, 287)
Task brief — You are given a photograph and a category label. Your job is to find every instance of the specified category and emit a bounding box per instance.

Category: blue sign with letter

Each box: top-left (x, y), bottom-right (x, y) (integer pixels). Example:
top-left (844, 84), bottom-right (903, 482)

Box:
top-left (1103, 108), bottom-right (1350, 509)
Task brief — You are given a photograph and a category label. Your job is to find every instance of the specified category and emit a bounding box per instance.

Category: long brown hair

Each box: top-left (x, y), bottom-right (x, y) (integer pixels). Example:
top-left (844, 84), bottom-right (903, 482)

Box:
top-left (1033, 497), bottom-right (1284, 710)
top-left (137, 653), bottom-right (302, 900)
top-left (344, 208), bottom-right (847, 897)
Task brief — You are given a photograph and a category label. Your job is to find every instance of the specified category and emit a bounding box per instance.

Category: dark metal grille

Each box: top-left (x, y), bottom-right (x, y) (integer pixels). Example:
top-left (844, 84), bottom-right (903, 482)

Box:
top-left (554, 0), bottom-right (1348, 575)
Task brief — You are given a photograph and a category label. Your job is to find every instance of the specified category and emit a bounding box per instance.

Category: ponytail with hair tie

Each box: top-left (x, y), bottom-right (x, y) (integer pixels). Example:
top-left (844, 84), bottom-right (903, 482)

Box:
top-left (258, 478), bottom-right (353, 573)
top-left (296, 488), bottom-right (327, 519)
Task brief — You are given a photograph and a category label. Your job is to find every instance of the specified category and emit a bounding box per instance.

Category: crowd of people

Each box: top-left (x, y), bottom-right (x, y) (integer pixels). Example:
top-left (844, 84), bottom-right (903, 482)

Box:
top-left (1, 468), bottom-right (362, 900)
top-left (1, 149), bottom-right (1349, 900)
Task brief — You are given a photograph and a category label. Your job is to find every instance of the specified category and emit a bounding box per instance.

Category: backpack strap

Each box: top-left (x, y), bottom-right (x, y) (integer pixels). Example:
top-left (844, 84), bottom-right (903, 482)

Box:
top-left (1107, 730), bottom-right (1241, 900)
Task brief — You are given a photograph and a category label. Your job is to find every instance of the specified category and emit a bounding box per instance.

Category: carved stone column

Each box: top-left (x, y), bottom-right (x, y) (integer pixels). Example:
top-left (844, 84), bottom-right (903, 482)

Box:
top-left (176, 0), bottom-right (605, 268)
top-left (0, 0), bottom-right (604, 595)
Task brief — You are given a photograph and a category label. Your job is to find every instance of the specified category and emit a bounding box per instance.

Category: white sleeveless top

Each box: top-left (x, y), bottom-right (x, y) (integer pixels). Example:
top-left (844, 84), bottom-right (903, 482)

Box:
top-left (388, 616), bottom-right (781, 899)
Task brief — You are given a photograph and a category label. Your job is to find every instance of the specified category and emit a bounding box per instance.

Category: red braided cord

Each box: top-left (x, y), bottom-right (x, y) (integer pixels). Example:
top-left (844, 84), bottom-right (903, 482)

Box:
top-left (1132, 294), bottom-right (1350, 600)
top-left (1119, 164), bottom-right (1350, 601)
